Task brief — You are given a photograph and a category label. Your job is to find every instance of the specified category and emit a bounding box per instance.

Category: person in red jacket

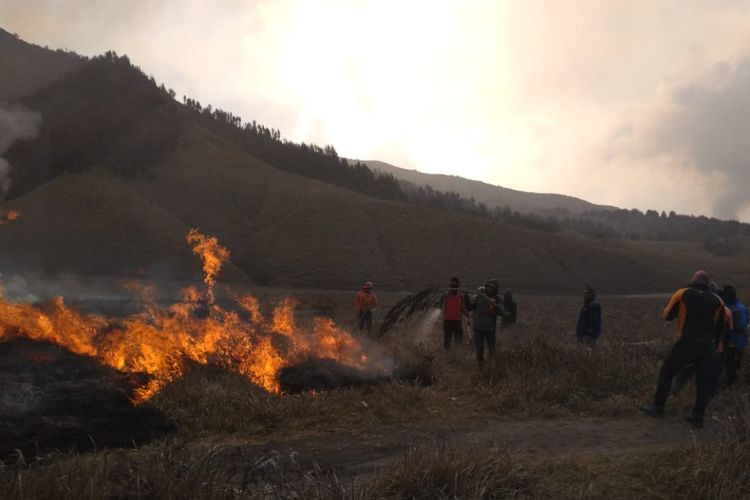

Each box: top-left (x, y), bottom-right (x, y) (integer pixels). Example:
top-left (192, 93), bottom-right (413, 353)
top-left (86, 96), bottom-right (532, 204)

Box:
top-left (355, 281), bottom-right (378, 335)
top-left (441, 277), bottom-right (470, 350)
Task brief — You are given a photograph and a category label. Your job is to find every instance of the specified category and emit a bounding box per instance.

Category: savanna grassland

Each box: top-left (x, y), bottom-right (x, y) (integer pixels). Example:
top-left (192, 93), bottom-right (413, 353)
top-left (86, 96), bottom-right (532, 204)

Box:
top-left (3, 293), bottom-right (750, 499)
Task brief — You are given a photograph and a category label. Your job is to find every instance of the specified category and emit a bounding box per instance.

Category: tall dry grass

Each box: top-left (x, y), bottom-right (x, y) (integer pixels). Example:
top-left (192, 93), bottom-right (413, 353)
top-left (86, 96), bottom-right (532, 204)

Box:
top-left (4, 402), bottom-right (750, 500)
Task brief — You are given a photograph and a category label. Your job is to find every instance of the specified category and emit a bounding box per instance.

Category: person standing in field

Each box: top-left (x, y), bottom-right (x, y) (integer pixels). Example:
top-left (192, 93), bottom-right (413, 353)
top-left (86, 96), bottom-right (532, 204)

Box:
top-left (355, 281), bottom-right (378, 336)
top-left (641, 271), bottom-right (727, 429)
top-left (671, 281), bottom-right (732, 397)
top-left (576, 285), bottom-right (602, 345)
top-left (719, 285), bottom-right (748, 388)
top-left (441, 277), bottom-right (470, 350)
top-left (466, 279), bottom-right (506, 369)
top-left (500, 290), bottom-right (518, 329)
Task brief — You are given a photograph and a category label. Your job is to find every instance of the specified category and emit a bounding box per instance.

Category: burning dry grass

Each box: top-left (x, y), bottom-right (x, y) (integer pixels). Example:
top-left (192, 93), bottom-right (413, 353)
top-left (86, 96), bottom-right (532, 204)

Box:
top-left (0, 229), bottom-right (392, 404)
top-left (0, 209), bottom-right (20, 225)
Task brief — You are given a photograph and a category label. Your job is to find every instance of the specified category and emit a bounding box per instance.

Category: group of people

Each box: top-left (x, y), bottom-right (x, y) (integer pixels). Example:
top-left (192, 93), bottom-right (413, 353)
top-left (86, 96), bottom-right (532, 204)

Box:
top-left (354, 277), bottom-right (518, 369)
top-left (439, 277), bottom-right (517, 368)
top-left (355, 270), bottom-right (748, 429)
top-left (641, 270), bottom-right (748, 428)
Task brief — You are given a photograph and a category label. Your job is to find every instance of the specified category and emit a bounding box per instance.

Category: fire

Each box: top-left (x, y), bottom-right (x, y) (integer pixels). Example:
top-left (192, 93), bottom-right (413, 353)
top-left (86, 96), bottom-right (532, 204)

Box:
top-left (0, 209), bottom-right (20, 225)
top-left (0, 228), bottom-right (372, 402)
top-left (185, 228), bottom-right (230, 304)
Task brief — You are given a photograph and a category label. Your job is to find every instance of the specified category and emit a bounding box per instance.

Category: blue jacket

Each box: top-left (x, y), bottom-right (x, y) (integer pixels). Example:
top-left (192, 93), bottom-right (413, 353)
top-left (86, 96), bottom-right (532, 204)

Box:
top-left (728, 299), bottom-right (749, 350)
top-left (576, 300), bottom-right (602, 339)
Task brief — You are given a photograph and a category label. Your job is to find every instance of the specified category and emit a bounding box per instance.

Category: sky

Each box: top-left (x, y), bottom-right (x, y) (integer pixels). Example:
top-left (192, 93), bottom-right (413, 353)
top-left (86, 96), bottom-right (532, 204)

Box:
top-left (1, 0), bottom-right (750, 220)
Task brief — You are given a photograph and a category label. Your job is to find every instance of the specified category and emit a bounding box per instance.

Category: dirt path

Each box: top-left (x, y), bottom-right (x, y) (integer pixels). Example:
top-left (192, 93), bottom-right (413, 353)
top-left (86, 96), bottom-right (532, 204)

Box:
top-left (249, 415), bottom-right (711, 476)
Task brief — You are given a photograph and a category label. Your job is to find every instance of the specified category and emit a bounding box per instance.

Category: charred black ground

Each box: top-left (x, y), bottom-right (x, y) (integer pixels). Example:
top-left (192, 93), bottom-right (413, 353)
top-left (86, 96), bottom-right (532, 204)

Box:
top-left (0, 339), bottom-right (172, 462)
top-left (278, 353), bottom-right (435, 394)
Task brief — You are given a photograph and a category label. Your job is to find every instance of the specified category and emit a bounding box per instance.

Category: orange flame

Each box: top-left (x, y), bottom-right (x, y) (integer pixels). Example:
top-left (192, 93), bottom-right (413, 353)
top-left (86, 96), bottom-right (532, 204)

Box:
top-left (0, 228), bottom-right (373, 402)
top-left (186, 228), bottom-right (230, 304)
top-left (0, 210), bottom-right (20, 225)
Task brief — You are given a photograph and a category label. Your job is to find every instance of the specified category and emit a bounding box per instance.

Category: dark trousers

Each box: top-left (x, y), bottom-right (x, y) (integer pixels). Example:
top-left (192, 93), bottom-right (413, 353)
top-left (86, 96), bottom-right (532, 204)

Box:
top-left (357, 310), bottom-right (373, 335)
top-left (443, 320), bottom-right (463, 350)
top-left (654, 340), bottom-right (715, 417)
top-left (725, 346), bottom-right (743, 388)
top-left (474, 328), bottom-right (496, 368)
top-left (671, 353), bottom-right (722, 398)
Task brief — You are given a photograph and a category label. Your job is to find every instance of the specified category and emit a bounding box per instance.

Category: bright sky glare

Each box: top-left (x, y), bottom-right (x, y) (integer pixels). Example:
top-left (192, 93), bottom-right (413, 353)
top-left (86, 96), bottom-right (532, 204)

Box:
top-left (2, 0), bottom-right (750, 220)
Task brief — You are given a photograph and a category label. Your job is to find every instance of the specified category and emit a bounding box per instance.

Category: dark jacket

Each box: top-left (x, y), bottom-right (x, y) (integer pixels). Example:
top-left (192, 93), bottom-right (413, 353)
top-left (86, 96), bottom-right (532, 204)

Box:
top-left (663, 284), bottom-right (726, 343)
top-left (468, 294), bottom-right (505, 332)
top-left (576, 299), bottom-right (602, 340)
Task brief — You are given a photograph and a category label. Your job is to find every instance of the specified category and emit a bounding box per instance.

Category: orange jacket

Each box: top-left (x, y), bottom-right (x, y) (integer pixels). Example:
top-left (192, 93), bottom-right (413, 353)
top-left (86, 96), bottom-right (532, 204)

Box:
top-left (355, 290), bottom-right (378, 311)
top-left (663, 285), bottom-right (727, 348)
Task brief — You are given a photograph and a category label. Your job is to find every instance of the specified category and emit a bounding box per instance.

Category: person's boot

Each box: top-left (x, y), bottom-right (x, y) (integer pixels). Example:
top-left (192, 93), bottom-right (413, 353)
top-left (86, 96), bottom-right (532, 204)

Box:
top-left (683, 412), bottom-right (704, 429)
top-left (640, 403), bottom-right (665, 417)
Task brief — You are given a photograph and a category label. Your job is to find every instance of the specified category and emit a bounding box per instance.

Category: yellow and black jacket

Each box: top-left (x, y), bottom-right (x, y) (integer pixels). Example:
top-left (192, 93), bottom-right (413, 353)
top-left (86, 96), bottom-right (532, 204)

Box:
top-left (663, 284), bottom-right (727, 344)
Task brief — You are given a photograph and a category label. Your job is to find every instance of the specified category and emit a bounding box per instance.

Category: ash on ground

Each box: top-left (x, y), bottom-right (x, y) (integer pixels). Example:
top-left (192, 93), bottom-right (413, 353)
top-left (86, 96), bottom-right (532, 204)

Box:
top-left (0, 339), bottom-right (172, 462)
top-left (278, 352), bottom-right (435, 394)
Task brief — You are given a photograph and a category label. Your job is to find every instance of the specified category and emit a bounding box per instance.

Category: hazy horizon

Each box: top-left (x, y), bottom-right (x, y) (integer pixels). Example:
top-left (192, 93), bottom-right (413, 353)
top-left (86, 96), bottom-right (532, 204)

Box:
top-left (2, 1), bottom-right (750, 221)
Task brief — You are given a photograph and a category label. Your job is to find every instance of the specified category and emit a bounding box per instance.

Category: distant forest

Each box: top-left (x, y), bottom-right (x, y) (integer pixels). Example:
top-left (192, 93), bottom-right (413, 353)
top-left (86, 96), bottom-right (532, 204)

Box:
top-left (8, 52), bottom-right (750, 256)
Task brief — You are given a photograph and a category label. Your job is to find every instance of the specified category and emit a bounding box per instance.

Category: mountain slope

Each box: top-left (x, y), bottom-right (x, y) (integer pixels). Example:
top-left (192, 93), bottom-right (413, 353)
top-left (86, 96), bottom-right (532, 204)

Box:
top-left (365, 159), bottom-right (614, 216)
top-left (3, 123), bottom-right (747, 294)
top-left (1, 38), bottom-right (747, 294)
top-left (0, 28), bottom-right (84, 102)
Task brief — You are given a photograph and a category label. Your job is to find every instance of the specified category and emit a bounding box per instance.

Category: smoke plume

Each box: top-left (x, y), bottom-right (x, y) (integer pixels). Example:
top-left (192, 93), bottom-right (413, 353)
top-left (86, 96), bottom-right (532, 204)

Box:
top-left (607, 54), bottom-right (750, 219)
top-left (0, 105), bottom-right (41, 199)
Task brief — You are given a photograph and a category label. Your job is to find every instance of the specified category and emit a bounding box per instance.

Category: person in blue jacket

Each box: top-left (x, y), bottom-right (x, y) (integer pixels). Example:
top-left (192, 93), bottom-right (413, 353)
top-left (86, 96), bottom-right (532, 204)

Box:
top-left (576, 285), bottom-right (602, 345)
top-left (720, 285), bottom-right (748, 388)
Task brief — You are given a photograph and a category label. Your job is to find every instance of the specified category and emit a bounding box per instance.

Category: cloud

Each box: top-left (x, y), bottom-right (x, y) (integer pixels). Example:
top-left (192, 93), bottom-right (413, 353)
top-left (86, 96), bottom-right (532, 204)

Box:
top-left (608, 54), bottom-right (750, 219)
top-left (0, 106), bottom-right (41, 198)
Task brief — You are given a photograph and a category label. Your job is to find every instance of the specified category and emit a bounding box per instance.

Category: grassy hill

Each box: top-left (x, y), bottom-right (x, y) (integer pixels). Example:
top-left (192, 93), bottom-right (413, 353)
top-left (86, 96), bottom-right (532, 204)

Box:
top-left (365, 159), bottom-right (615, 216)
top-left (1, 33), bottom-right (748, 295)
top-left (3, 122), bottom-right (748, 294)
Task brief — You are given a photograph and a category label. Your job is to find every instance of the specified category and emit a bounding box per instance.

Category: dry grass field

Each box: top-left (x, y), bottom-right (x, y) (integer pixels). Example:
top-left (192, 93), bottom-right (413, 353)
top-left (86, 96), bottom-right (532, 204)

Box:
top-left (2, 293), bottom-right (750, 499)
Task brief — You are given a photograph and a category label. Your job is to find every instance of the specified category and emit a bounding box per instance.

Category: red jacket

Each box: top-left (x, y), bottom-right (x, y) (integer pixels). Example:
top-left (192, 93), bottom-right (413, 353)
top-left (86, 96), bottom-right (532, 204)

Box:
top-left (443, 292), bottom-right (466, 321)
top-left (355, 290), bottom-right (378, 311)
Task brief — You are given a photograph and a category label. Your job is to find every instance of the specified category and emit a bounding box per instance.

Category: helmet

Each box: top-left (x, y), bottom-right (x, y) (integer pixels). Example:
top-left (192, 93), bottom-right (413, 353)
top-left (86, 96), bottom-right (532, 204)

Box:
top-left (363, 281), bottom-right (374, 289)
top-left (485, 279), bottom-right (499, 289)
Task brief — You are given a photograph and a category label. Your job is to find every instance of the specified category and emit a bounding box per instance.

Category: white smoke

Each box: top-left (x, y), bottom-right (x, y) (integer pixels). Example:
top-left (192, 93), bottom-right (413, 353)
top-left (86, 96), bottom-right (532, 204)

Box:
top-left (0, 106), bottom-right (41, 199)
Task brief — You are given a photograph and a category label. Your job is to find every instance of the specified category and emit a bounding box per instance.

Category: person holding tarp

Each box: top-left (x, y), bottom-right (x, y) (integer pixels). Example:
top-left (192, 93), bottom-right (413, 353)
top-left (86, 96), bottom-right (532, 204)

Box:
top-left (641, 270), bottom-right (727, 429)
top-left (466, 279), bottom-right (507, 369)
top-left (441, 277), bottom-right (470, 350)
top-left (500, 290), bottom-right (518, 329)
top-left (355, 281), bottom-right (378, 336)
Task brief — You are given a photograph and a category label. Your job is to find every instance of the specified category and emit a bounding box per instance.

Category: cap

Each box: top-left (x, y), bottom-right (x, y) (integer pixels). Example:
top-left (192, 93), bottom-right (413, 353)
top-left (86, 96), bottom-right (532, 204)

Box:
top-left (690, 271), bottom-right (711, 286)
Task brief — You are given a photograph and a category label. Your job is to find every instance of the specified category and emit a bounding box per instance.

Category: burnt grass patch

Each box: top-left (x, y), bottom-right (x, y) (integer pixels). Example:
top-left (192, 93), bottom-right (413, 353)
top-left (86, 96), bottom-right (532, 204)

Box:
top-left (0, 339), bottom-right (172, 462)
top-left (278, 352), bottom-right (435, 393)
